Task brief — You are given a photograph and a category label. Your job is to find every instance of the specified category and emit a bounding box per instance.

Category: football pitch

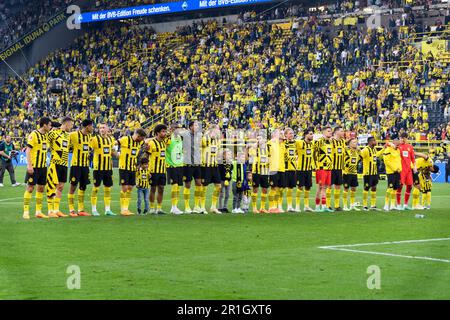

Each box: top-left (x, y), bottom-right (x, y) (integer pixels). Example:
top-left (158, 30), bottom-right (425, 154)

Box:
top-left (1, 168), bottom-right (449, 300)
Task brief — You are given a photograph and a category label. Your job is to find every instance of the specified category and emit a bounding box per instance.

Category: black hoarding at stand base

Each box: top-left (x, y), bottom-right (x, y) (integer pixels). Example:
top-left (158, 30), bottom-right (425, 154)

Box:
top-left (0, 300), bottom-right (447, 318)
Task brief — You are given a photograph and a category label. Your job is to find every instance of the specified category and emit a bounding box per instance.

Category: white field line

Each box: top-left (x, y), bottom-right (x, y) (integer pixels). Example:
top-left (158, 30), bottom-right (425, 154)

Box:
top-left (321, 247), bottom-right (450, 263)
top-left (319, 238), bottom-right (450, 264)
top-left (319, 237), bottom-right (450, 249)
top-left (0, 197), bottom-right (23, 202)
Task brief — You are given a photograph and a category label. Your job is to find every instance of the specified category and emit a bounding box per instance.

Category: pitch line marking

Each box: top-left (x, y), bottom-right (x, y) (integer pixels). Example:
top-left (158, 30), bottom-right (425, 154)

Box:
top-left (320, 247), bottom-right (450, 263)
top-left (319, 237), bottom-right (450, 264)
top-left (319, 237), bottom-right (450, 249)
top-left (0, 197), bottom-right (23, 202)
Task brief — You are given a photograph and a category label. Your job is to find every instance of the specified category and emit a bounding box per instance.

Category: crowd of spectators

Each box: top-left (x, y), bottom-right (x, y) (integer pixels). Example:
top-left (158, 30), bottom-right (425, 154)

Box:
top-left (0, 3), bottom-right (449, 154)
top-left (0, 0), bottom-right (72, 51)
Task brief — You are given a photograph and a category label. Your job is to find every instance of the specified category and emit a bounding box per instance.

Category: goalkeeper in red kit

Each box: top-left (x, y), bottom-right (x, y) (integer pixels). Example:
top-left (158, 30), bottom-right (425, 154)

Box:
top-left (396, 133), bottom-right (420, 210)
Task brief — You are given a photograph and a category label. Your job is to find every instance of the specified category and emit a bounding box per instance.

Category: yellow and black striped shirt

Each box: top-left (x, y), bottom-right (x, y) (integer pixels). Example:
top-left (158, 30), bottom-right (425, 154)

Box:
top-left (90, 135), bottom-right (116, 171)
top-left (26, 130), bottom-right (48, 168)
top-left (146, 138), bottom-right (167, 174)
top-left (360, 146), bottom-right (384, 176)
top-left (284, 140), bottom-right (297, 171)
top-left (201, 136), bottom-right (219, 167)
top-left (136, 167), bottom-right (150, 189)
top-left (331, 138), bottom-right (345, 170)
top-left (343, 148), bottom-right (360, 175)
top-left (48, 129), bottom-right (70, 167)
top-left (70, 131), bottom-right (91, 167)
top-left (296, 140), bottom-right (314, 171)
top-left (314, 138), bottom-right (333, 170)
top-left (251, 144), bottom-right (270, 175)
top-left (118, 136), bottom-right (143, 171)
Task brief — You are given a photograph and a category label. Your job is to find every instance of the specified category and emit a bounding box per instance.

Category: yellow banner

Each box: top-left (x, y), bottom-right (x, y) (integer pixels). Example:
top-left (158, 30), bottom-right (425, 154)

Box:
top-left (343, 17), bottom-right (358, 25)
top-left (422, 39), bottom-right (446, 57)
top-left (334, 17), bottom-right (358, 26)
top-left (272, 22), bottom-right (292, 30)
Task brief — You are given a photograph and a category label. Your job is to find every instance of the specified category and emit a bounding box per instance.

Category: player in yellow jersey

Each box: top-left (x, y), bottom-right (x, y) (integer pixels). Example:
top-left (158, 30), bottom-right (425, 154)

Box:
top-left (382, 140), bottom-right (402, 211)
top-left (295, 127), bottom-right (315, 212)
top-left (68, 119), bottom-right (94, 217)
top-left (143, 124), bottom-right (168, 214)
top-left (329, 126), bottom-right (346, 211)
top-left (360, 137), bottom-right (385, 211)
top-left (342, 138), bottom-right (360, 211)
top-left (268, 128), bottom-right (285, 213)
top-left (415, 152), bottom-right (439, 210)
top-left (23, 117), bottom-right (52, 219)
top-left (250, 132), bottom-right (270, 213)
top-left (314, 126), bottom-right (333, 212)
top-left (200, 126), bottom-right (222, 214)
top-left (118, 129), bottom-right (146, 216)
top-left (46, 117), bottom-right (74, 218)
top-left (284, 128), bottom-right (298, 212)
top-left (89, 123), bottom-right (118, 216)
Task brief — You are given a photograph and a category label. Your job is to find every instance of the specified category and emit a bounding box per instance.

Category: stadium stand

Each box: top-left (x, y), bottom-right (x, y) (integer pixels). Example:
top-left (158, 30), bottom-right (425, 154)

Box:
top-left (0, 0), bottom-right (449, 158)
top-left (0, 0), bottom-right (72, 51)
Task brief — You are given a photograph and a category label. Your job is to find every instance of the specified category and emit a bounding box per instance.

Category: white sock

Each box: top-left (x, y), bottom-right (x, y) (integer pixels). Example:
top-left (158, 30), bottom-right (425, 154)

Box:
top-left (105, 206), bottom-right (110, 211)
top-left (92, 205), bottom-right (97, 212)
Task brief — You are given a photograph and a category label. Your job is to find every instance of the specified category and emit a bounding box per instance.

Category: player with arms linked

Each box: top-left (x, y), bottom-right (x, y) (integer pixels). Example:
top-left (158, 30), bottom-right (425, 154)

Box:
top-left (23, 117), bottom-right (52, 219)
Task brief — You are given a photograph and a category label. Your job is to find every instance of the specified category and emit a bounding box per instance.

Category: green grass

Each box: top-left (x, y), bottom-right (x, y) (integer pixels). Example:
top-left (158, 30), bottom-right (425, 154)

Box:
top-left (1, 167), bottom-right (449, 300)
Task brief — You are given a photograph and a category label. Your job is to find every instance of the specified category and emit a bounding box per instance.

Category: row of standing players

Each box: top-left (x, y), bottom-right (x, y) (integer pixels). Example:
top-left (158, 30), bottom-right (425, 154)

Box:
top-left (21, 118), bottom-right (438, 219)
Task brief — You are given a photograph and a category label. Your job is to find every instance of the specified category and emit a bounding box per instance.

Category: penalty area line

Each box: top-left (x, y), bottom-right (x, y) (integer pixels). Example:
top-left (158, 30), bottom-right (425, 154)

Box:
top-left (319, 237), bottom-right (450, 264)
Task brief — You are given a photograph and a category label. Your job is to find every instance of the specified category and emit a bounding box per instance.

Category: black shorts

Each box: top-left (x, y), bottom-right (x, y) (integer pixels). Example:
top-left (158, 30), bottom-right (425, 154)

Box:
top-left (284, 170), bottom-right (297, 188)
top-left (363, 174), bottom-right (379, 189)
top-left (413, 172), bottom-right (420, 185)
top-left (387, 172), bottom-right (401, 190)
top-left (93, 170), bottom-right (113, 187)
top-left (201, 166), bottom-right (221, 186)
top-left (183, 165), bottom-right (201, 182)
top-left (54, 164), bottom-right (68, 183)
top-left (119, 169), bottom-right (136, 186)
top-left (69, 166), bottom-right (90, 189)
top-left (25, 167), bottom-right (47, 186)
top-left (150, 173), bottom-right (166, 187)
top-left (297, 170), bottom-right (313, 189)
top-left (343, 174), bottom-right (358, 188)
top-left (252, 173), bottom-right (269, 189)
top-left (331, 169), bottom-right (343, 185)
top-left (269, 172), bottom-right (285, 188)
top-left (167, 167), bottom-right (183, 186)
